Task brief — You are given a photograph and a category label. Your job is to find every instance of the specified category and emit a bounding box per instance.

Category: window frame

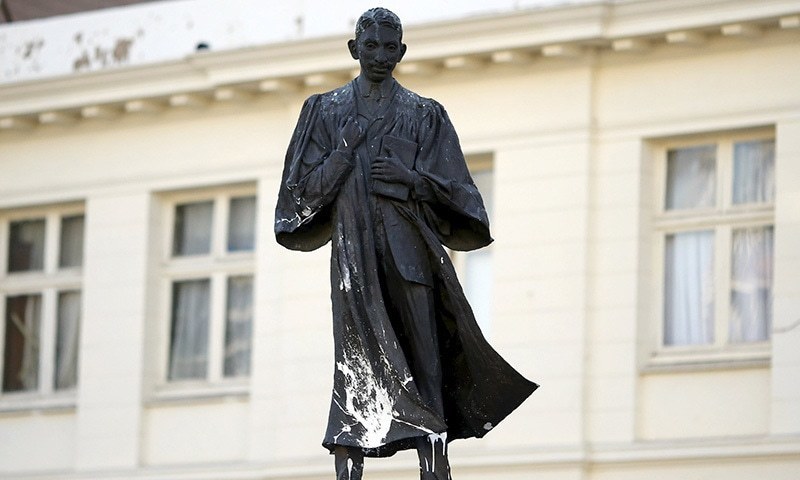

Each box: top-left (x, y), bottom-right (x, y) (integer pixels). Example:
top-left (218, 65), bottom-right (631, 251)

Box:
top-left (0, 203), bottom-right (84, 409)
top-left (648, 128), bottom-right (774, 368)
top-left (155, 185), bottom-right (256, 397)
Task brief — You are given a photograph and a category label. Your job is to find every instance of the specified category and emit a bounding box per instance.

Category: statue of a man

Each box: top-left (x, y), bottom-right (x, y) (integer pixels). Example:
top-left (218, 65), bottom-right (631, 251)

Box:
top-left (274, 8), bottom-right (537, 480)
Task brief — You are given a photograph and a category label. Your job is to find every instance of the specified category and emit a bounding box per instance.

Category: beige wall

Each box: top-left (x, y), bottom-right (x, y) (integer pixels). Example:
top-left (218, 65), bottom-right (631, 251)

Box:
top-left (1, 1), bottom-right (799, 479)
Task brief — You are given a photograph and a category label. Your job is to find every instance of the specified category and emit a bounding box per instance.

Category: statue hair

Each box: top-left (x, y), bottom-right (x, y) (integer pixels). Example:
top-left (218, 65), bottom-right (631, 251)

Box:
top-left (354, 7), bottom-right (402, 41)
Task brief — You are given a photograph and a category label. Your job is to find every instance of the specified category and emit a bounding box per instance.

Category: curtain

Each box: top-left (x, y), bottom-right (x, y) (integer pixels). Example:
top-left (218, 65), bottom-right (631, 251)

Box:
top-left (169, 279), bottom-right (210, 380)
top-left (59, 215), bottom-right (85, 268)
top-left (9, 219), bottom-right (45, 272)
top-left (55, 291), bottom-right (81, 390)
top-left (733, 140), bottom-right (775, 205)
top-left (664, 231), bottom-right (715, 346)
top-left (224, 275), bottom-right (253, 377)
top-left (3, 295), bottom-right (41, 392)
top-left (665, 145), bottom-right (716, 210)
top-left (173, 201), bottom-right (213, 256)
top-left (730, 226), bottom-right (773, 343)
top-left (227, 196), bottom-right (256, 252)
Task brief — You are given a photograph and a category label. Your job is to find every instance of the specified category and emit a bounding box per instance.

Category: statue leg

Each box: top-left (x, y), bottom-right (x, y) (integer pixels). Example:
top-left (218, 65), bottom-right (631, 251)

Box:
top-left (334, 446), bottom-right (364, 480)
top-left (416, 433), bottom-right (451, 480)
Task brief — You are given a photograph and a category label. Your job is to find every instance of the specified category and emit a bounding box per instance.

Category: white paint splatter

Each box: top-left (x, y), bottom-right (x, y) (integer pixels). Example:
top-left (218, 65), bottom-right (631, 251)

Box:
top-left (334, 353), bottom-right (394, 448)
top-left (483, 422), bottom-right (493, 431)
top-left (338, 233), bottom-right (352, 292)
top-left (275, 213), bottom-right (301, 225)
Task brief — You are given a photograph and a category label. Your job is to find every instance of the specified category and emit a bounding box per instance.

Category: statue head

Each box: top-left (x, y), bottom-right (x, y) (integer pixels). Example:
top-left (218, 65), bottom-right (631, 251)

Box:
top-left (348, 7), bottom-right (406, 83)
top-left (354, 7), bottom-right (403, 42)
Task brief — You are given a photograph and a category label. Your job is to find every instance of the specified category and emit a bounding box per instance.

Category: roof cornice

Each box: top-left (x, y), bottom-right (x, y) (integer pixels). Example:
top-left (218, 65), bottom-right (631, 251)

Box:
top-left (1, 0), bottom-right (798, 128)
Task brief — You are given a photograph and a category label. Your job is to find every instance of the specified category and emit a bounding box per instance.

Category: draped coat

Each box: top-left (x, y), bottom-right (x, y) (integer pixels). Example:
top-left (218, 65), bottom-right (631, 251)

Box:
top-left (275, 80), bottom-right (537, 457)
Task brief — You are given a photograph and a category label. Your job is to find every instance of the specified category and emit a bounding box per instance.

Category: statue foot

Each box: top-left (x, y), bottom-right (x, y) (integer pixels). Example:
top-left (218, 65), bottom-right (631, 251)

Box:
top-left (334, 446), bottom-right (364, 480)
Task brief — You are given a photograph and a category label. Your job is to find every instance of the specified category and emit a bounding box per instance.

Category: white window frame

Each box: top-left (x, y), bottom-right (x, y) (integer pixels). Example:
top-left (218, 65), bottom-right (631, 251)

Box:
top-left (154, 184), bottom-right (256, 399)
top-left (648, 128), bottom-right (774, 369)
top-left (0, 203), bottom-right (84, 410)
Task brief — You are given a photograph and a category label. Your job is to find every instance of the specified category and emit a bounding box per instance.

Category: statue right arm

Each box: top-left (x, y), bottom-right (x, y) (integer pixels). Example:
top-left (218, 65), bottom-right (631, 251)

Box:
top-left (288, 116), bottom-right (364, 220)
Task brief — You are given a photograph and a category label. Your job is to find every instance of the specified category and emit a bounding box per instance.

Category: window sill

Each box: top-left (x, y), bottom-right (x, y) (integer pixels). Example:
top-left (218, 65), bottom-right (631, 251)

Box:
top-left (0, 391), bottom-right (77, 414)
top-left (146, 380), bottom-right (250, 406)
top-left (642, 344), bottom-right (770, 374)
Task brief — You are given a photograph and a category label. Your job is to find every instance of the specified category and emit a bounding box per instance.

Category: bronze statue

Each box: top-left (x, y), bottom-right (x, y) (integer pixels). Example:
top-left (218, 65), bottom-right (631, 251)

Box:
top-left (274, 8), bottom-right (537, 479)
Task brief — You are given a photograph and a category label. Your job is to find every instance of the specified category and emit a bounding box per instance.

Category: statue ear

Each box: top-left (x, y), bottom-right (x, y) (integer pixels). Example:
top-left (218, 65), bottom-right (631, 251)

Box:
top-left (399, 43), bottom-right (407, 62)
top-left (348, 39), bottom-right (358, 60)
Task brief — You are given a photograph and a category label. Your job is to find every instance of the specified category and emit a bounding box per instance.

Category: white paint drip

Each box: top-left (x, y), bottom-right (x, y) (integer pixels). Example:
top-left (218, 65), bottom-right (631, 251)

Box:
top-left (418, 431), bottom-right (450, 474)
top-left (427, 432), bottom-right (447, 473)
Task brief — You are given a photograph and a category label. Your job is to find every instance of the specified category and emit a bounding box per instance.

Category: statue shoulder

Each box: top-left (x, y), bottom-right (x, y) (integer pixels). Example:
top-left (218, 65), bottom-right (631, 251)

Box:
top-left (315, 83), bottom-right (354, 110)
top-left (395, 85), bottom-right (443, 118)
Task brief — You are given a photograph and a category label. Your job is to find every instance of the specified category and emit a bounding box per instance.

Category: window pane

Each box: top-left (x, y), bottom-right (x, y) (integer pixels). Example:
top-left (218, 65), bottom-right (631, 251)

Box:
top-left (3, 295), bottom-right (42, 392)
top-left (59, 215), bottom-right (85, 268)
top-left (8, 219), bottom-right (45, 272)
top-left (464, 249), bottom-right (492, 336)
top-left (730, 227), bottom-right (773, 343)
top-left (224, 275), bottom-right (253, 377)
top-left (733, 140), bottom-right (775, 205)
top-left (169, 279), bottom-right (210, 380)
top-left (664, 231), bottom-right (715, 346)
top-left (55, 291), bottom-right (81, 390)
top-left (173, 201), bottom-right (213, 256)
top-left (464, 168), bottom-right (493, 335)
top-left (227, 196), bottom-right (256, 252)
top-left (665, 145), bottom-right (716, 210)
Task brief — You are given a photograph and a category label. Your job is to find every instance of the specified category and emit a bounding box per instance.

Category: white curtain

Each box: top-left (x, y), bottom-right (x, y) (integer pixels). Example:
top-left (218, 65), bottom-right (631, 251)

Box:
top-left (55, 291), bottom-right (81, 390)
top-left (664, 231), bottom-right (715, 346)
top-left (733, 140), bottom-right (775, 205)
top-left (169, 280), bottom-right (210, 380)
top-left (665, 145), bottom-right (716, 210)
top-left (3, 295), bottom-right (41, 392)
top-left (227, 196), bottom-right (256, 252)
top-left (59, 215), bottom-right (85, 268)
top-left (173, 202), bottom-right (213, 256)
top-left (730, 227), bottom-right (773, 343)
top-left (224, 276), bottom-right (253, 377)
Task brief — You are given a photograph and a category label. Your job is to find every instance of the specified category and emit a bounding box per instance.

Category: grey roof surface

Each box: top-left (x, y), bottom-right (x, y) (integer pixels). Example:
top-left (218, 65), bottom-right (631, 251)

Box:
top-left (1, 0), bottom-right (161, 23)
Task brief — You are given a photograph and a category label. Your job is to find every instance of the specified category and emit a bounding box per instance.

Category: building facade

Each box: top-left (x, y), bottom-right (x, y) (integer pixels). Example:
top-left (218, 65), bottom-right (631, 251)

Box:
top-left (1, 1), bottom-right (799, 479)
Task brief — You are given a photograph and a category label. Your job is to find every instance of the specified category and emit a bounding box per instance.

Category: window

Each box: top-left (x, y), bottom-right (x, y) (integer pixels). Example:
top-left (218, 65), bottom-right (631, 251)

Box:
top-left (654, 131), bottom-right (774, 357)
top-left (0, 205), bottom-right (84, 400)
top-left (161, 187), bottom-right (256, 386)
top-left (452, 154), bottom-right (494, 336)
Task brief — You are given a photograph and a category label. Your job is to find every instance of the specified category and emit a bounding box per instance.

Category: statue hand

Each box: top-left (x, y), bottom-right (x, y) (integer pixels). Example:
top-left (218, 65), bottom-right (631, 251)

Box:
top-left (372, 151), bottom-right (416, 187)
top-left (337, 117), bottom-right (365, 156)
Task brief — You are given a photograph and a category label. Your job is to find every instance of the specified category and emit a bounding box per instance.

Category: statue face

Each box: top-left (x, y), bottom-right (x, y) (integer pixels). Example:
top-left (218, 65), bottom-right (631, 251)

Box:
top-left (349, 24), bottom-right (406, 83)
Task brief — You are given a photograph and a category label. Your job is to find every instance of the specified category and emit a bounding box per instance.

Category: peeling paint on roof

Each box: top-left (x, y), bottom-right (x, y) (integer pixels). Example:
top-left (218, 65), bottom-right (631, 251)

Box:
top-left (0, 0), bottom-right (595, 84)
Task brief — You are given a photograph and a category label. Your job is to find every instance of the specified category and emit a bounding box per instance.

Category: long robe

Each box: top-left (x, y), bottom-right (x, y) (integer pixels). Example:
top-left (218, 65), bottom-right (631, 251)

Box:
top-left (274, 80), bottom-right (537, 457)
